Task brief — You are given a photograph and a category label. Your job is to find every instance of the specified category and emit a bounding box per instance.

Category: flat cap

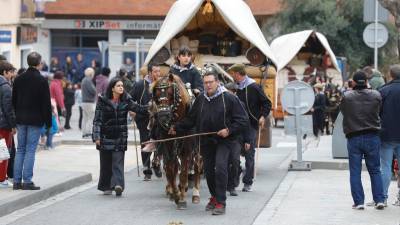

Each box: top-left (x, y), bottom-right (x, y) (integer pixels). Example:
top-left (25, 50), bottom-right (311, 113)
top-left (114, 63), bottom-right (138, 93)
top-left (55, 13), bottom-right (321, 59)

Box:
top-left (227, 63), bottom-right (246, 74)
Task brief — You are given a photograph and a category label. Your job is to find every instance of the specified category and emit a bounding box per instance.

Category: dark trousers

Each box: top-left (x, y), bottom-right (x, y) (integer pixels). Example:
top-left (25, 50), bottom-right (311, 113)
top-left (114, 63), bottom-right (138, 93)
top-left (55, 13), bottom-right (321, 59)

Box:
top-left (64, 104), bottom-right (73, 128)
top-left (227, 140), bottom-right (241, 190)
top-left (78, 106), bottom-right (83, 129)
top-left (138, 126), bottom-right (152, 175)
top-left (7, 137), bottom-right (16, 179)
top-left (243, 127), bottom-right (257, 185)
top-left (98, 150), bottom-right (125, 191)
top-left (313, 110), bottom-right (324, 137)
top-left (202, 139), bottom-right (236, 205)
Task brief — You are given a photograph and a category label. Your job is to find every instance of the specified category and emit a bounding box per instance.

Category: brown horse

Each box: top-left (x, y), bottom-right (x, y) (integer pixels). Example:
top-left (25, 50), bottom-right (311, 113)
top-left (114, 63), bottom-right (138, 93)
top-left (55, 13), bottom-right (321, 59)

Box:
top-left (151, 73), bottom-right (202, 210)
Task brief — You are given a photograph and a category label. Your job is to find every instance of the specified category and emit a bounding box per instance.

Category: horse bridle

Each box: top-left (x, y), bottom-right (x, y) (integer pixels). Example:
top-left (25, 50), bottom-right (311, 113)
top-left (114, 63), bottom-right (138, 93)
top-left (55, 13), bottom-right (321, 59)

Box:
top-left (153, 77), bottom-right (182, 131)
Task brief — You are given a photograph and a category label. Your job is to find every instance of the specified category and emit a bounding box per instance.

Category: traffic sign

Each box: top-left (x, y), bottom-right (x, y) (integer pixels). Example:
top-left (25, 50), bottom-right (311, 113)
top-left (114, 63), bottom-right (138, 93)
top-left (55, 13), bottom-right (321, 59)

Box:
top-left (363, 23), bottom-right (389, 48)
top-left (281, 81), bottom-right (315, 115)
top-left (363, 0), bottom-right (389, 22)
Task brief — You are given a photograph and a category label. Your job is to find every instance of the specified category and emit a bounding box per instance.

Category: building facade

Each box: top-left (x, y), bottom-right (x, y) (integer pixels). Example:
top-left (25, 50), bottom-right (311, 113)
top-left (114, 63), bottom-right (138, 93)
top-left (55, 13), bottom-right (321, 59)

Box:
top-left (0, 0), bottom-right (280, 73)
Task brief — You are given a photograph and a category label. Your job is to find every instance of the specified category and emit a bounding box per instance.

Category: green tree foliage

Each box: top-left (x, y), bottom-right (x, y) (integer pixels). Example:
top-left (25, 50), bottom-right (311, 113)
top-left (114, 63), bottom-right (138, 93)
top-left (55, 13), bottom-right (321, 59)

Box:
top-left (265, 0), bottom-right (397, 71)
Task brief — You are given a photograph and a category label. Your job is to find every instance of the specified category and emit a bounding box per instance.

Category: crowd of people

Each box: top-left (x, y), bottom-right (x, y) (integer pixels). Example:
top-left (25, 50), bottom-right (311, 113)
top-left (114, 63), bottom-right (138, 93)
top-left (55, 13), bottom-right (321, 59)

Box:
top-left (0, 47), bottom-right (399, 216)
top-left (340, 66), bottom-right (400, 210)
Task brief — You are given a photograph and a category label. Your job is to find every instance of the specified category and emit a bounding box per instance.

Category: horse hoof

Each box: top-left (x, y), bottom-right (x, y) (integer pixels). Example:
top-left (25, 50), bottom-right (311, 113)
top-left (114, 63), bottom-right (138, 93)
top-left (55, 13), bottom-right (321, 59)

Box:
top-left (176, 201), bottom-right (187, 210)
top-left (192, 196), bottom-right (200, 204)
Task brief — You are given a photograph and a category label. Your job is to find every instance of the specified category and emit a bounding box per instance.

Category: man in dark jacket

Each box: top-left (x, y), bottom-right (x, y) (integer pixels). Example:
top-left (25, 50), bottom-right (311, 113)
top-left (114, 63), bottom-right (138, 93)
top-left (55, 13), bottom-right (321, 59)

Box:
top-left (170, 46), bottom-right (203, 95)
top-left (312, 83), bottom-right (327, 137)
top-left (73, 53), bottom-right (87, 84)
top-left (224, 82), bottom-right (251, 196)
top-left (12, 52), bottom-right (52, 190)
top-left (228, 63), bottom-right (271, 192)
top-left (130, 63), bottom-right (162, 181)
top-left (169, 71), bottom-right (248, 215)
top-left (379, 64), bottom-right (400, 205)
top-left (0, 61), bottom-right (16, 188)
top-left (340, 71), bottom-right (385, 210)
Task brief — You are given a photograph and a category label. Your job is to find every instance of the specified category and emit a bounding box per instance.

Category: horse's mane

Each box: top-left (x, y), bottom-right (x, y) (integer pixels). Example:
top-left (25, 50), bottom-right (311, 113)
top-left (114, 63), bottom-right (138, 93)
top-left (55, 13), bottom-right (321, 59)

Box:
top-left (151, 74), bottom-right (191, 107)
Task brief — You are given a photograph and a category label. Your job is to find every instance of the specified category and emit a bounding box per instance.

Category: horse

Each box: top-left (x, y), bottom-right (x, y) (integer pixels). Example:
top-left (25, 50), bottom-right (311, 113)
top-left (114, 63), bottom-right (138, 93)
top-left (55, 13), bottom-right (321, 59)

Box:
top-left (151, 73), bottom-right (202, 210)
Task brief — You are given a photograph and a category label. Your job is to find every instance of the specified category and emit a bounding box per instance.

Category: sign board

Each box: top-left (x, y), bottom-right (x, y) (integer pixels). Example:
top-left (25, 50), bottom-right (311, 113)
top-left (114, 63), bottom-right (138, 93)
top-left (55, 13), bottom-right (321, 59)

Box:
top-left (0, 30), bottom-right (12, 43)
top-left (363, 0), bottom-right (390, 22)
top-left (281, 81), bottom-right (315, 115)
top-left (284, 115), bottom-right (313, 136)
top-left (17, 26), bottom-right (38, 45)
top-left (42, 19), bottom-right (163, 31)
top-left (363, 23), bottom-right (389, 48)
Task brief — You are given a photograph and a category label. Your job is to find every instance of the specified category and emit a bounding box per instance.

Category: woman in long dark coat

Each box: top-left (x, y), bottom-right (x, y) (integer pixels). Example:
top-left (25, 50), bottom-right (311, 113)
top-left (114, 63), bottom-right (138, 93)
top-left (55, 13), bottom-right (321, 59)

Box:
top-left (93, 77), bottom-right (146, 196)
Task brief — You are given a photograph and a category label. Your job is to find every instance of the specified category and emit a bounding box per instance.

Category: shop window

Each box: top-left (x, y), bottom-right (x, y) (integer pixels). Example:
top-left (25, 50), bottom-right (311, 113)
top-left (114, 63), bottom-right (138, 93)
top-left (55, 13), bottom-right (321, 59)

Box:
top-left (82, 36), bottom-right (108, 48)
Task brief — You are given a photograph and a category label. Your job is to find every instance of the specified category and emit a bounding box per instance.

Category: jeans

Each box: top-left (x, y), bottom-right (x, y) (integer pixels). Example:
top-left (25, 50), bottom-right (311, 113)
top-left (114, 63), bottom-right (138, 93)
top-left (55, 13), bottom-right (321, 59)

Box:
top-left (243, 127), bottom-right (256, 185)
top-left (380, 141), bottom-right (400, 200)
top-left (14, 125), bottom-right (42, 183)
top-left (46, 132), bottom-right (54, 148)
top-left (347, 133), bottom-right (384, 205)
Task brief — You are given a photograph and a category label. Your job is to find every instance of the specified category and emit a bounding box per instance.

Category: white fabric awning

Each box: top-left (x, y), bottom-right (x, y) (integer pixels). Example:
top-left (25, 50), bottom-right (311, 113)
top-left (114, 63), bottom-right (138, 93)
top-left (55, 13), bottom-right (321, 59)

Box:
top-left (270, 30), bottom-right (340, 72)
top-left (144, 0), bottom-right (277, 68)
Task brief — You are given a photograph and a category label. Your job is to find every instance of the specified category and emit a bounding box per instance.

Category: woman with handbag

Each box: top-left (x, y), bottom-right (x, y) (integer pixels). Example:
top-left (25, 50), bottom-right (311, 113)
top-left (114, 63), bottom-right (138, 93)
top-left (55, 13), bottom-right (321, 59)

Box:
top-left (0, 61), bottom-right (16, 188)
top-left (93, 77), bottom-right (147, 196)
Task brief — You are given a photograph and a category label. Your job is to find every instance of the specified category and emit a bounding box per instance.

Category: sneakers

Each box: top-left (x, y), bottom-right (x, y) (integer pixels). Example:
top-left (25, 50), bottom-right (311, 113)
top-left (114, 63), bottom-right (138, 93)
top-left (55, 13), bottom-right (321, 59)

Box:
top-left (103, 190), bottom-right (112, 195)
top-left (0, 180), bottom-right (12, 188)
top-left (375, 202), bottom-right (385, 210)
top-left (205, 197), bottom-right (217, 211)
top-left (352, 204), bottom-right (365, 210)
top-left (228, 189), bottom-right (238, 196)
top-left (212, 203), bottom-right (226, 215)
top-left (114, 185), bottom-right (123, 197)
top-left (143, 174), bottom-right (151, 181)
top-left (142, 142), bottom-right (156, 152)
top-left (366, 200), bottom-right (387, 208)
top-left (242, 184), bottom-right (252, 192)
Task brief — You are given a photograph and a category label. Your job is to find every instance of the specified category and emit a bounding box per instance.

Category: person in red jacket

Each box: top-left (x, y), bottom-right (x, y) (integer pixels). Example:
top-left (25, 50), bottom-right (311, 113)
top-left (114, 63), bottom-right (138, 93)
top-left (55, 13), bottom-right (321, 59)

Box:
top-left (50, 71), bottom-right (66, 117)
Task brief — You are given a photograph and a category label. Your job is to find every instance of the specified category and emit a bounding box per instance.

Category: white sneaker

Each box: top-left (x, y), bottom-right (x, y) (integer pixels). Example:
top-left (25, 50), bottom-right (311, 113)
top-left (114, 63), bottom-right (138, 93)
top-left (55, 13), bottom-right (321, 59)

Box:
top-left (0, 180), bottom-right (13, 188)
top-left (375, 202), bottom-right (385, 210)
top-left (352, 204), bottom-right (365, 210)
top-left (367, 200), bottom-right (387, 207)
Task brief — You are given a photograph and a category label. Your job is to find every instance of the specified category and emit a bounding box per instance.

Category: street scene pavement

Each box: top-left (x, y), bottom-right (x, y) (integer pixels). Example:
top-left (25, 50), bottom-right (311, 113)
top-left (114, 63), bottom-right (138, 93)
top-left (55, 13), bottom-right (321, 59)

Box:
top-left (0, 109), bottom-right (399, 225)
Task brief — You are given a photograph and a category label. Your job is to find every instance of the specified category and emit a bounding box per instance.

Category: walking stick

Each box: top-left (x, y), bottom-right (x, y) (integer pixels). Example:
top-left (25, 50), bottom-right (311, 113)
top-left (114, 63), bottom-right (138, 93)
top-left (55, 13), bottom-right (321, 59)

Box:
top-left (132, 121), bottom-right (140, 177)
top-left (254, 126), bottom-right (261, 180)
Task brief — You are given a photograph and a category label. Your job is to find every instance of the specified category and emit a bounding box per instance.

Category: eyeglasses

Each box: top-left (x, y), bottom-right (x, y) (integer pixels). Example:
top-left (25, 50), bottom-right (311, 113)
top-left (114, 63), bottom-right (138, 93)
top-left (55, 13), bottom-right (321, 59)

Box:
top-left (204, 81), bottom-right (215, 85)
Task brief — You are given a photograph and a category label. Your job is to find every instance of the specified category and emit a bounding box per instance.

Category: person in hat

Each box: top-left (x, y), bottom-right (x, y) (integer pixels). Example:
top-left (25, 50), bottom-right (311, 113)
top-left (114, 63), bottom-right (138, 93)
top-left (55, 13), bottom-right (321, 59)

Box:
top-left (340, 71), bottom-right (385, 210)
top-left (228, 63), bottom-right (271, 192)
top-left (224, 82), bottom-right (251, 196)
top-left (311, 83), bottom-right (326, 137)
top-left (169, 69), bottom-right (249, 215)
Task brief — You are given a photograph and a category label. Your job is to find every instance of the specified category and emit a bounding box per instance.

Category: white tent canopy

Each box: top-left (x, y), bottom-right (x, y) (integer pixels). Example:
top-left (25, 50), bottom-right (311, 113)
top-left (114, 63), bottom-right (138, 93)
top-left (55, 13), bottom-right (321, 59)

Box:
top-left (270, 30), bottom-right (340, 72)
top-left (144, 0), bottom-right (277, 68)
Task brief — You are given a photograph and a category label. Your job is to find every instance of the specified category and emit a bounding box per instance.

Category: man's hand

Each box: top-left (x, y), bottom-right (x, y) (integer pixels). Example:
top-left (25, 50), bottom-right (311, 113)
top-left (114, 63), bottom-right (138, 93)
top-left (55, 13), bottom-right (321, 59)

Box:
top-left (245, 143), bottom-right (251, 151)
top-left (11, 128), bottom-right (16, 135)
top-left (217, 128), bottom-right (229, 138)
top-left (61, 109), bottom-right (66, 117)
top-left (129, 111), bottom-right (136, 118)
top-left (95, 140), bottom-right (100, 146)
top-left (259, 116), bottom-right (265, 128)
top-left (168, 127), bottom-right (176, 136)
